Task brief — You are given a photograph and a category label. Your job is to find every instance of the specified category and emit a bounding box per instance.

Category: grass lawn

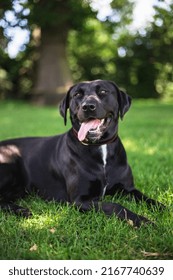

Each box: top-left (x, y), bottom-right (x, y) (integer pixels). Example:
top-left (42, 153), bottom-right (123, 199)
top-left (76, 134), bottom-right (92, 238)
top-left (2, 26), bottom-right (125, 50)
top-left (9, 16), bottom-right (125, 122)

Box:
top-left (0, 99), bottom-right (173, 260)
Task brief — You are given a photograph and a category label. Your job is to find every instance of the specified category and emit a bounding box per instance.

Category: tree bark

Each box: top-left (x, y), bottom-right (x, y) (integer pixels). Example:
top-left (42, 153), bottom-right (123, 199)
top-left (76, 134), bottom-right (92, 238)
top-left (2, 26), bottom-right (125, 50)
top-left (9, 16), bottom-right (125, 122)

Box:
top-left (32, 29), bottom-right (72, 105)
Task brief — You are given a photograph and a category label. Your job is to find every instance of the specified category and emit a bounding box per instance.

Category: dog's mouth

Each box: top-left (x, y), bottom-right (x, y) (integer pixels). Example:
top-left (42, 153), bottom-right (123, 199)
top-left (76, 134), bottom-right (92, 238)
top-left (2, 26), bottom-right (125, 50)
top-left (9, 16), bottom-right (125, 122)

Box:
top-left (78, 114), bottom-right (112, 143)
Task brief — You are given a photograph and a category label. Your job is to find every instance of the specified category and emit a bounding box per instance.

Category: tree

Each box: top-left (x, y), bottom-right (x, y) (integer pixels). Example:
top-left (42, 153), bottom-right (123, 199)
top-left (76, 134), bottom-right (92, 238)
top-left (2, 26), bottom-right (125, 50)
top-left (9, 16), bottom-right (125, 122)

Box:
top-left (0, 0), bottom-right (133, 103)
top-left (19, 0), bottom-right (99, 104)
top-left (0, 0), bottom-right (97, 103)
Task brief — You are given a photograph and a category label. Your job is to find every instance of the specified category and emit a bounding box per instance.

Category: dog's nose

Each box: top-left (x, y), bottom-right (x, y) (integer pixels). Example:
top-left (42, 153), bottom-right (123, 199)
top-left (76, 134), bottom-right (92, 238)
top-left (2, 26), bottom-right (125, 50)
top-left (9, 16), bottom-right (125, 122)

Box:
top-left (82, 103), bottom-right (96, 112)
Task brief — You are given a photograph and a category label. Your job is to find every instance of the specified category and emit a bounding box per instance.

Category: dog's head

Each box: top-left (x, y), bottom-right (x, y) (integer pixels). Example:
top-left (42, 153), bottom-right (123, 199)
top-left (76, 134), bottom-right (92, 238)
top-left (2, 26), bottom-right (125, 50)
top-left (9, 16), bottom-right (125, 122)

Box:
top-left (59, 80), bottom-right (131, 145)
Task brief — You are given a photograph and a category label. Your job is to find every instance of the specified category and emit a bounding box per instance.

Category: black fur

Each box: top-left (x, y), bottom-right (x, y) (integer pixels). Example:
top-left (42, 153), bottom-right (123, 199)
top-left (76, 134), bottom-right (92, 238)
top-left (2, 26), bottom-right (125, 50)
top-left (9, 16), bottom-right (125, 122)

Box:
top-left (0, 80), bottom-right (164, 227)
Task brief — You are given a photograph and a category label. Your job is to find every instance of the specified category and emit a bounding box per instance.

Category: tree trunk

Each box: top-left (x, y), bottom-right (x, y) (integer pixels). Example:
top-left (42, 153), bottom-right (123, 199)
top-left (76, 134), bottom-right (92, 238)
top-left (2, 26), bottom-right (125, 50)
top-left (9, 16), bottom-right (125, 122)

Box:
top-left (32, 29), bottom-right (72, 105)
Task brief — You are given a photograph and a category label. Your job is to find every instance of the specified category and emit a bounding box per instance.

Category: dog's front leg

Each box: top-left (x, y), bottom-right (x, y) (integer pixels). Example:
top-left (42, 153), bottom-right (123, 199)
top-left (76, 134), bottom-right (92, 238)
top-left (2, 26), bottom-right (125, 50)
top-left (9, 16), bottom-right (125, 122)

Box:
top-left (106, 184), bottom-right (165, 210)
top-left (66, 176), bottom-right (152, 227)
top-left (74, 201), bottom-right (153, 228)
top-left (127, 189), bottom-right (166, 210)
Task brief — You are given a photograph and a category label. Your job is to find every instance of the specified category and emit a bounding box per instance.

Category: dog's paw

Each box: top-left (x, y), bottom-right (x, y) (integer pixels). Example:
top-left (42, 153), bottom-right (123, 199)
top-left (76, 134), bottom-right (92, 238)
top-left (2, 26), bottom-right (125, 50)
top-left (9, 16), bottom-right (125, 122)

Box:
top-left (15, 206), bottom-right (32, 218)
top-left (128, 215), bottom-right (155, 228)
top-left (154, 202), bottom-right (166, 211)
top-left (146, 199), bottom-right (166, 211)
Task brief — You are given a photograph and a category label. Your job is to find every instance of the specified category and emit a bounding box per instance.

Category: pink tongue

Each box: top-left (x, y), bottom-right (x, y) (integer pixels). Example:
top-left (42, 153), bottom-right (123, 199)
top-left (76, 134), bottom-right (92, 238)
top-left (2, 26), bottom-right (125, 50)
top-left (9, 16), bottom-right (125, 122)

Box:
top-left (78, 119), bottom-right (101, 141)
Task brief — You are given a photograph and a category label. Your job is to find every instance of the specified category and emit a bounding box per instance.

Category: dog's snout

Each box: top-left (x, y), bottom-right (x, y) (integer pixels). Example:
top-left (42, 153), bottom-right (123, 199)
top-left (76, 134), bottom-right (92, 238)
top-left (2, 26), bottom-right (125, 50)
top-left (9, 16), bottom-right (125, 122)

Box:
top-left (82, 102), bottom-right (96, 112)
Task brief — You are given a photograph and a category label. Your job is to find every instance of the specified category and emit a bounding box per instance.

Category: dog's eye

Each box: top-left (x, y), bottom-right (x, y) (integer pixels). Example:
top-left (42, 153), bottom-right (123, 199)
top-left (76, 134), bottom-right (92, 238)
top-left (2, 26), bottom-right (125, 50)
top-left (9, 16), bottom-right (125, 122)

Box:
top-left (99, 90), bottom-right (107, 95)
top-left (74, 92), bottom-right (82, 98)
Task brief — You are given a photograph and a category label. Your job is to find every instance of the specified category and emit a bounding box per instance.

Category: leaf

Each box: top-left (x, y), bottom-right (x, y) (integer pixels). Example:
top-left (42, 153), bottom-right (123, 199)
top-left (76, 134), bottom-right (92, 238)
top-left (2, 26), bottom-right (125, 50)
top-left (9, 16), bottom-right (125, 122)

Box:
top-left (127, 219), bottom-right (134, 227)
top-left (29, 244), bottom-right (38, 252)
top-left (49, 228), bottom-right (56, 234)
top-left (141, 250), bottom-right (173, 257)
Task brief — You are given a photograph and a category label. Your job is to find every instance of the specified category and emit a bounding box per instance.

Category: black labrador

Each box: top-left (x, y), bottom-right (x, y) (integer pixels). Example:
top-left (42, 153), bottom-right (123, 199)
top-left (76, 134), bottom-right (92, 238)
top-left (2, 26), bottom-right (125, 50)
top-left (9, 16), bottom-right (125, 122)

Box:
top-left (0, 80), bottom-right (164, 227)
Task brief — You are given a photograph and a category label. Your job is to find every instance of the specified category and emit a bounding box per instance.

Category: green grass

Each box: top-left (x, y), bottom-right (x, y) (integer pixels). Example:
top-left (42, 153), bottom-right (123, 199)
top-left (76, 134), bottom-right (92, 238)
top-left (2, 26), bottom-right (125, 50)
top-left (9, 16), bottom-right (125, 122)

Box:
top-left (0, 100), bottom-right (173, 260)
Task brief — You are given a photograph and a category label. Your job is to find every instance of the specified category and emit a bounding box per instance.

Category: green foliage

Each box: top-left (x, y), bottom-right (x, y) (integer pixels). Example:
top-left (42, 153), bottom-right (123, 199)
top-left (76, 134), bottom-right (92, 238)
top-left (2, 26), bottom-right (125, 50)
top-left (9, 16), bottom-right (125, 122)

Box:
top-left (0, 0), bottom-right (98, 99)
top-left (0, 0), bottom-right (134, 99)
top-left (68, 19), bottom-right (117, 81)
top-left (0, 49), bottom-right (13, 98)
top-left (0, 100), bottom-right (173, 259)
top-left (67, 0), bottom-right (133, 83)
top-left (25, 0), bottom-right (96, 31)
top-left (151, 3), bottom-right (173, 98)
top-left (113, 2), bottom-right (173, 98)
top-left (114, 31), bottom-right (159, 98)
top-left (68, 1), bottom-right (173, 99)
top-left (0, 0), bottom-right (173, 99)
top-left (0, 47), bottom-right (34, 99)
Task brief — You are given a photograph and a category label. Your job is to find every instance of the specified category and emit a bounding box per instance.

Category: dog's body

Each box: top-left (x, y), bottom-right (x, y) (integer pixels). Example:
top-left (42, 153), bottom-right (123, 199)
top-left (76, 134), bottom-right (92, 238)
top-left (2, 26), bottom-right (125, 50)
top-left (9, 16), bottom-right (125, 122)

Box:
top-left (0, 80), bottom-right (164, 227)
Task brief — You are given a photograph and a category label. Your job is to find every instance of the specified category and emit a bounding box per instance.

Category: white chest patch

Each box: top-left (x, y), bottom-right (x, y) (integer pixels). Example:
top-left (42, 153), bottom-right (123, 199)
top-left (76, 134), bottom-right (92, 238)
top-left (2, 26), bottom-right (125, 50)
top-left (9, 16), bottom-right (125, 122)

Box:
top-left (100, 144), bottom-right (108, 197)
top-left (100, 144), bottom-right (107, 167)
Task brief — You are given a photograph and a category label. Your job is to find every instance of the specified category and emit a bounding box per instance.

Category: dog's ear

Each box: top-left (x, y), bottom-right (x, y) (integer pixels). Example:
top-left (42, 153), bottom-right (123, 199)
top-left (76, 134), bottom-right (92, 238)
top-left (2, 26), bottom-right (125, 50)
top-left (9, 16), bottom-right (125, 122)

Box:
top-left (109, 81), bottom-right (132, 119)
top-left (118, 89), bottom-right (132, 120)
top-left (59, 86), bottom-right (73, 125)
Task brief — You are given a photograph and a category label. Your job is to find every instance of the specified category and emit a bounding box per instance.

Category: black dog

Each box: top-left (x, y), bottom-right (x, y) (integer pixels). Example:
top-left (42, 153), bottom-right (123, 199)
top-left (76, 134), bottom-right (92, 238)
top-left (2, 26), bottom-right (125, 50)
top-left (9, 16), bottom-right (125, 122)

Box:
top-left (0, 80), bottom-right (164, 227)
